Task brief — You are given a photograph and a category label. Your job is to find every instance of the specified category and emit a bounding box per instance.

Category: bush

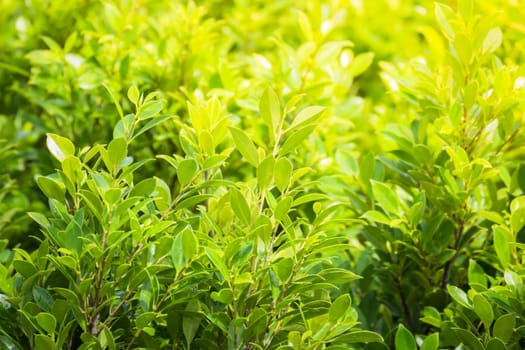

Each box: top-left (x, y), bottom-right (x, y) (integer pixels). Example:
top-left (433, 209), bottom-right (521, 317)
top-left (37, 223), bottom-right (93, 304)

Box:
top-left (1, 0), bottom-right (524, 349)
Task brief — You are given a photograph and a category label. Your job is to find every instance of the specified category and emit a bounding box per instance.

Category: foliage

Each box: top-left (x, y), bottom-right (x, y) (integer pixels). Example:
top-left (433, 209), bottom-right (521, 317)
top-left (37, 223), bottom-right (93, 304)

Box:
top-left (0, 0), bottom-right (525, 349)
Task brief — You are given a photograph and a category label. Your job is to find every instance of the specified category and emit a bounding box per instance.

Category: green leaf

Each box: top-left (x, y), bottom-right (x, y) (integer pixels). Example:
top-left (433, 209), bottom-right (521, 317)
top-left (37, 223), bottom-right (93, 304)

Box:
top-left (247, 308), bottom-right (268, 338)
top-left (274, 196), bottom-right (292, 221)
top-left (420, 333), bottom-right (439, 350)
top-left (447, 285), bottom-right (472, 309)
top-left (36, 312), bottom-right (56, 334)
top-left (128, 85), bottom-right (140, 105)
top-left (178, 159), bottom-right (198, 187)
top-left (473, 294), bottom-right (494, 330)
top-left (260, 87), bottom-right (281, 138)
top-left (348, 52), bottom-right (374, 77)
top-left (13, 260), bottom-right (37, 279)
top-left (205, 247), bottom-right (230, 281)
top-left (493, 314), bottom-right (515, 342)
top-left (486, 338), bottom-right (508, 350)
top-left (328, 294), bottom-right (351, 323)
top-left (28, 212), bottom-right (50, 229)
top-left (136, 312), bottom-right (157, 329)
top-left (277, 258), bottom-right (294, 283)
top-left (279, 124), bottom-right (316, 156)
top-left (36, 176), bottom-right (65, 201)
top-left (34, 335), bottom-right (55, 350)
top-left (154, 177), bottom-right (171, 211)
top-left (107, 137), bottom-right (128, 171)
top-left (483, 27), bottom-right (503, 55)
top-left (181, 227), bottom-right (198, 262)
top-left (333, 331), bottom-right (383, 344)
top-left (453, 328), bottom-right (484, 350)
top-left (137, 99), bottom-right (164, 120)
top-left (98, 327), bottom-right (116, 350)
top-left (434, 3), bottom-right (455, 40)
top-left (183, 300), bottom-right (201, 348)
top-left (468, 259), bottom-right (488, 291)
top-left (274, 158), bottom-right (292, 192)
top-left (371, 180), bottom-right (400, 216)
top-left (211, 288), bottom-right (234, 304)
top-left (47, 134), bottom-right (75, 162)
top-left (229, 127), bottom-right (259, 166)
top-left (230, 189), bottom-right (251, 226)
top-left (290, 106), bottom-right (325, 130)
top-left (257, 156), bottom-right (274, 190)
top-left (493, 226), bottom-right (512, 268)
top-left (395, 324), bottom-right (417, 350)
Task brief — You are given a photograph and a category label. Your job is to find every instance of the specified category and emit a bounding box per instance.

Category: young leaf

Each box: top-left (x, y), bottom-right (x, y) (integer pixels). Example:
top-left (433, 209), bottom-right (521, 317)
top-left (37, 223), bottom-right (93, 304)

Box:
top-left (274, 157), bottom-right (293, 192)
top-left (483, 27), bottom-right (503, 55)
top-left (230, 189), bottom-right (251, 226)
top-left (127, 85), bottom-right (139, 105)
top-left (47, 134), bottom-right (75, 162)
top-left (178, 159), bottom-right (198, 187)
top-left (371, 180), bottom-right (401, 216)
top-left (434, 3), bottom-right (455, 41)
top-left (395, 324), bottom-right (417, 350)
top-left (473, 294), bottom-right (494, 330)
top-left (328, 294), bottom-right (351, 323)
top-left (257, 156), bottom-right (274, 190)
top-left (260, 87), bottom-right (281, 138)
top-left (229, 127), bottom-right (259, 166)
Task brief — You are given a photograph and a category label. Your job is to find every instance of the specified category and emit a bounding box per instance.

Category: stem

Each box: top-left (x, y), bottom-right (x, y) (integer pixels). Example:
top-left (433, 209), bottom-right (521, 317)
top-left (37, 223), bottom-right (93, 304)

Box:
top-left (441, 217), bottom-right (464, 289)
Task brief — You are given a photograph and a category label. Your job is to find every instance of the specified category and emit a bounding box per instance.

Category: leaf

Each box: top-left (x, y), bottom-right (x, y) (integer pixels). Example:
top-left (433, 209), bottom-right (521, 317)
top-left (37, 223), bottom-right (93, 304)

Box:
top-left (205, 247), bottom-right (230, 281)
top-left (47, 134), bottom-right (75, 162)
top-left (279, 124), bottom-right (316, 155)
top-left (210, 288), bottom-right (234, 304)
top-left (229, 127), bottom-right (259, 166)
top-left (274, 157), bottom-right (292, 192)
top-left (348, 52), bottom-right (374, 77)
top-left (453, 328), bottom-right (484, 350)
top-left (13, 260), bottom-right (37, 279)
top-left (98, 327), bottom-right (116, 350)
top-left (493, 313), bottom-right (515, 342)
top-left (36, 176), bottom-right (65, 201)
top-left (36, 312), bottom-right (56, 334)
top-left (260, 87), bottom-right (281, 138)
top-left (247, 308), bottom-right (268, 338)
top-left (127, 85), bottom-right (139, 105)
top-left (447, 285), bottom-right (472, 309)
top-left (371, 180), bottom-right (400, 216)
top-left (328, 294), bottom-right (351, 323)
top-left (107, 137), bottom-right (127, 171)
top-left (257, 156), bottom-right (274, 190)
top-left (137, 100), bottom-right (164, 120)
top-left (468, 259), bottom-right (488, 291)
top-left (178, 159), bottom-right (198, 187)
top-left (486, 338), bottom-right (508, 350)
top-left (493, 226), bottom-right (512, 268)
top-left (434, 3), bottom-right (455, 40)
top-left (333, 331), bottom-right (383, 344)
top-left (277, 258), bottom-right (294, 282)
top-left (136, 312), bottom-right (157, 329)
top-left (290, 106), bottom-right (325, 130)
top-left (183, 300), bottom-right (201, 348)
top-left (473, 294), bottom-right (494, 330)
top-left (483, 27), bottom-right (503, 55)
top-left (274, 196), bottom-right (292, 221)
top-left (34, 335), bottom-right (55, 350)
top-left (154, 177), bottom-right (171, 211)
top-left (230, 189), bottom-right (251, 226)
top-left (420, 333), bottom-right (439, 350)
top-left (395, 324), bottom-right (417, 350)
